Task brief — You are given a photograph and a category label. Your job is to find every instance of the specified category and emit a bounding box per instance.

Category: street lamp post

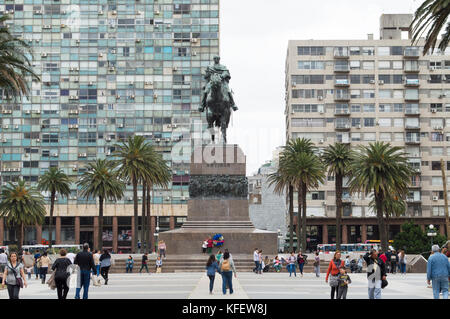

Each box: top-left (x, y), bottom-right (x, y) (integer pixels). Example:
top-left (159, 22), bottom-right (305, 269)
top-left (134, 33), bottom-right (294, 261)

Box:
top-left (154, 226), bottom-right (160, 254)
top-left (427, 224), bottom-right (437, 246)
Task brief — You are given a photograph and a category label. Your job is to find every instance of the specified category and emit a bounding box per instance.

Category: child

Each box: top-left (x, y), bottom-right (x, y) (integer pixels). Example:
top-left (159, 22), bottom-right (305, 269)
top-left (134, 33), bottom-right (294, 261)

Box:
top-left (337, 266), bottom-right (352, 299)
top-left (155, 256), bottom-right (163, 273)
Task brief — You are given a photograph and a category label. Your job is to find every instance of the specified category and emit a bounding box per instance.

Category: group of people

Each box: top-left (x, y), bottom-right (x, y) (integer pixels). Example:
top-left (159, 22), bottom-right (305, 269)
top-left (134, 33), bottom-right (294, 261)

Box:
top-left (253, 249), bottom-right (310, 277)
top-left (205, 249), bottom-right (236, 295)
top-left (126, 253), bottom-right (163, 273)
top-left (0, 243), bottom-right (116, 299)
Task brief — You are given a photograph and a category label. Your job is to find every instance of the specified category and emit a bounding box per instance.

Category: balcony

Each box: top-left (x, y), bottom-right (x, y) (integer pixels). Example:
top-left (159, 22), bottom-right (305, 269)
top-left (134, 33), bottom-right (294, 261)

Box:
top-left (405, 137), bottom-right (420, 144)
top-left (334, 48), bottom-right (349, 59)
top-left (404, 94), bottom-right (419, 102)
top-left (334, 93), bottom-right (350, 101)
top-left (334, 78), bottom-right (350, 87)
top-left (404, 65), bottom-right (420, 73)
top-left (404, 47), bottom-right (420, 59)
top-left (406, 197), bottom-right (421, 203)
top-left (334, 64), bottom-right (350, 73)
top-left (335, 123), bottom-right (351, 131)
top-left (342, 197), bottom-right (353, 203)
top-left (405, 108), bottom-right (420, 116)
top-left (404, 79), bottom-right (419, 86)
top-left (334, 108), bottom-right (351, 116)
top-left (405, 124), bottom-right (420, 130)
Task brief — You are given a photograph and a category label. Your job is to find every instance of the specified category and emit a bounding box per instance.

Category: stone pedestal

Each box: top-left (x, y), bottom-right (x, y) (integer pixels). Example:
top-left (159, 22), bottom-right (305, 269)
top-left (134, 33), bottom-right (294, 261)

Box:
top-left (159, 144), bottom-right (277, 255)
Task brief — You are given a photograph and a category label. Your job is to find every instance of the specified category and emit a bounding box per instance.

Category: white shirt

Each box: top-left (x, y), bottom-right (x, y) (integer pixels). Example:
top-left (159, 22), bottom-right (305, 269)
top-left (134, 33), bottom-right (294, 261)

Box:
top-left (66, 252), bottom-right (76, 264)
top-left (0, 253), bottom-right (7, 264)
top-left (253, 250), bottom-right (259, 261)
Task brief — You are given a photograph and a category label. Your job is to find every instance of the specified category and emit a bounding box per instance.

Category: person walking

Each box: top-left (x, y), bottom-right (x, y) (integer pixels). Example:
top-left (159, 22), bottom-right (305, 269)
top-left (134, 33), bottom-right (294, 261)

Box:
top-left (51, 249), bottom-right (72, 300)
top-left (74, 243), bottom-right (96, 299)
top-left (363, 249), bottom-right (387, 299)
top-left (252, 248), bottom-right (259, 273)
top-left (257, 250), bottom-right (263, 274)
top-left (92, 250), bottom-right (100, 277)
top-left (0, 249), bottom-right (8, 282)
top-left (33, 249), bottom-right (41, 280)
top-left (206, 254), bottom-right (220, 294)
top-left (99, 249), bottom-right (112, 285)
top-left (390, 250), bottom-right (398, 274)
top-left (357, 255), bottom-right (364, 273)
top-left (158, 240), bottom-right (167, 259)
top-left (219, 251), bottom-right (236, 295)
top-left (426, 244), bottom-right (450, 299)
top-left (287, 252), bottom-right (297, 277)
top-left (126, 256), bottom-right (134, 273)
top-left (398, 250), bottom-right (407, 275)
top-left (344, 255), bottom-right (351, 269)
top-left (297, 251), bottom-right (306, 277)
top-left (336, 266), bottom-right (352, 299)
top-left (38, 252), bottom-right (51, 284)
top-left (325, 251), bottom-right (344, 299)
top-left (313, 252), bottom-right (320, 277)
top-left (1, 252), bottom-right (27, 299)
top-left (385, 249), bottom-right (392, 273)
top-left (139, 252), bottom-right (149, 273)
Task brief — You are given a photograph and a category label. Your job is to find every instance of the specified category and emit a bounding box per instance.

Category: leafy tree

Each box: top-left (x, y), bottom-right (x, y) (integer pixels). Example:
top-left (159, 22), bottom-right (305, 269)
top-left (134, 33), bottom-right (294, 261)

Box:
top-left (37, 167), bottom-right (71, 248)
top-left (0, 180), bottom-right (46, 250)
top-left (394, 221), bottom-right (447, 254)
top-left (322, 143), bottom-right (353, 250)
top-left (77, 159), bottom-right (124, 250)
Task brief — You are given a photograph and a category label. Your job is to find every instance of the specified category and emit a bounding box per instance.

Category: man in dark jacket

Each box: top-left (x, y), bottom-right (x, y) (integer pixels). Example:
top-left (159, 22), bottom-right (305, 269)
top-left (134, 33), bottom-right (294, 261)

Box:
top-left (74, 243), bottom-right (96, 299)
top-left (363, 249), bottom-right (387, 299)
top-left (389, 250), bottom-right (399, 274)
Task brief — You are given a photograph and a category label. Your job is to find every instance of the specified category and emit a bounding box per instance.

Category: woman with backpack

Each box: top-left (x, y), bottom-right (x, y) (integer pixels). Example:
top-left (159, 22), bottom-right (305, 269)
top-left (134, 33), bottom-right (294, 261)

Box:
top-left (325, 250), bottom-right (345, 299)
top-left (51, 249), bottom-right (72, 299)
top-left (219, 251), bottom-right (236, 295)
top-left (99, 249), bottom-right (112, 285)
top-left (206, 255), bottom-right (220, 294)
top-left (1, 252), bottom-right (27, 299)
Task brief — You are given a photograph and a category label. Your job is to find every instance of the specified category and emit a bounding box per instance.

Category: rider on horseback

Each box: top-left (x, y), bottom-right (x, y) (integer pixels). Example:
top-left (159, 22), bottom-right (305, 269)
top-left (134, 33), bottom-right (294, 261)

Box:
top-left (199, 55), bottom-right (238, 112)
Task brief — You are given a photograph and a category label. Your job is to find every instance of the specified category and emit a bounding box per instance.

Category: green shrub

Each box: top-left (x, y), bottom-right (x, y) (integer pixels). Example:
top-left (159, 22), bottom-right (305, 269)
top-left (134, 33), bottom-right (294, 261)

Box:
top-left (394, 221), bottom-right (447, 255)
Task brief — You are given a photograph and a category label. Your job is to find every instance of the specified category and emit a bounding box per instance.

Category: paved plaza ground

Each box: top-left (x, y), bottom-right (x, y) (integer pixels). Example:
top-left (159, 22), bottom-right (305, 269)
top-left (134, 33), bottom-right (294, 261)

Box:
top-left (0, 272), bottom-right (437, 299)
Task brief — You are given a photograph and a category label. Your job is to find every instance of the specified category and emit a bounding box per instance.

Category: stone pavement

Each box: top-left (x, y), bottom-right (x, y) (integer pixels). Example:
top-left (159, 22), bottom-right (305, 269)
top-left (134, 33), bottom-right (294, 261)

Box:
top-left (0, 272), bottom-right (437, 299)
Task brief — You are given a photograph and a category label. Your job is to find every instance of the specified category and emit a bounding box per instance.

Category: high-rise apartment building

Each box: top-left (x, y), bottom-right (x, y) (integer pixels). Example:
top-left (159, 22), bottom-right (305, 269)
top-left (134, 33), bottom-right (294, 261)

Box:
top-left (285, 14), bottom-right (449, 250)
top-left (0, 0), bottom-right (219, 252)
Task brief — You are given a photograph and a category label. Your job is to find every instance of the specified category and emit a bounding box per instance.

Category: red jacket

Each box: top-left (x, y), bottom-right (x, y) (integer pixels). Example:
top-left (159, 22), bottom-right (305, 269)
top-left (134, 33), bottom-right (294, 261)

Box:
top-left (379, 254), bottom-right (387, 263)
top-left (207, 239), bottom-right (213, 248)
top-left (326, 259), bottom-right (344, 281)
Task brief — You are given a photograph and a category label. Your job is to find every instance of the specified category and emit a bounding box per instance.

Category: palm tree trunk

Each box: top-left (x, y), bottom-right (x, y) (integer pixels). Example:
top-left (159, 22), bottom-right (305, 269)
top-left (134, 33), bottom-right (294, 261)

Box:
top-left (141, 182), bottom-right (146, 253)
top-left (49, 190), bottom-right (55, 249)
top-left (132, 176), bottom-right (138, 253)
top-left (17, 224), bottom-right (24, 251)
top-left (146, 184), bottom-right (151, 254)
top-left (335, 174), bottom-right (343, 250)
top-left (296, 183), bottom-right (302, 252)
top-left (288, 184), bottom-right (294, 252)
top-left (375, 190), bottom-right (388, 252)
top-left (98, 196), bottom-right (104, 251)
top-left (301, 182), bottom-right (307, 252)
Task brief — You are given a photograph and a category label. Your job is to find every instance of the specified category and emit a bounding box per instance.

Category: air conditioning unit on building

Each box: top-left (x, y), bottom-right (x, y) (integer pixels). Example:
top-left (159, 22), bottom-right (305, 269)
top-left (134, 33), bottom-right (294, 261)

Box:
top-left (357, 124), bottom-right (362, 129)
top-left (118, 123), bottom-right (124, 128)
top-left (61, 24), bottom-right (66, 28)
top-left (35, 138), bottom-right (40, 142)
top-left (127, 197), bottom-right (133, 201)
top-left (69, 124), bottom-right (78, 129)
top-left (1, 138), bottom-right (7, 143)
top-left (319, 139), bottom-right (324, 144)
top-left (433, 126), bottom-right (443, 130)
top-left (433, 196), bottom-right (439, 201)
top-left (3, 125), bottom-right (8, 129)
top-left (378, 80), bottom-right (384, 85)
top-left (155, 10), bottom-right (161, 15)
top-left (318, 96), bottom-right (323, 101)
top-left (153, 94), bottom-right (158, 99)
top-left (41, 53), bottom-right (48, 58)
top-left (129, 95), bottom-right (135, 99)
top-left (192, 51), bottom-right (197, 56)
top-left (172, 124), bottom-right (178, 129)
top-left (51, 152), bottom-right (58, 157)
top-left (105, 137), bottom-right (112, 142)
top-left (145, 81), bottom-right (153, 86)
top-left (69, 95), bottom-right (79, 100)
top-left (135, 39), bottom-right (141, 43)
top-left (370, 80), bottom-right (376, 84)
top-left (173, 66), bottom-right (178, 71)
top-left (2, 110), bottom-right (12, 114)
top-left (69, 110), bottom-right (79, 114)
top-left (78, 153), bottom-right (87, 158)
top-left (72, 166), bottom-right (78, 171)
top-left (116, 94), bottom-right (121, 99)
top-left (43, 25), bottom-right (51, 29)
top-left (111, 49), bottom-right (116, 54)
top-left (14, 125), bottom-right (18, 129)
top-left (109, 67), bottom-right (115, 72)
top-left (112, 10), bottom-right (117, 15)
top-left (190, 38), bottom-right (198, 43)
top-left (164, 197), bottom-right (171, 201)
top-left (431, 109), bottom-right (437, 113)
top-left (155, 138), bottom-right (161, 143)
top-left (98, 10), bottom-right (103, 15)
top-left (35, 10), bottom-right (42, 14)
top-left (25, 110), bottom-right (31, 115)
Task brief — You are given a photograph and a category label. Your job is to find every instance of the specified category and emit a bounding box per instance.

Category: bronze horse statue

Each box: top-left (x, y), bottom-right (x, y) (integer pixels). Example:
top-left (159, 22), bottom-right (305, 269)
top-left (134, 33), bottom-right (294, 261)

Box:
top-left (204, 72), bottom-right (232, 144)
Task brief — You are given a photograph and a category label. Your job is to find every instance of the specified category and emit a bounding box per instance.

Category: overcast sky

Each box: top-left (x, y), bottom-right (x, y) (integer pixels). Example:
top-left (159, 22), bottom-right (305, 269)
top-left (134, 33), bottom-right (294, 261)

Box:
top-left (219, 0), bottom-right (420, 175)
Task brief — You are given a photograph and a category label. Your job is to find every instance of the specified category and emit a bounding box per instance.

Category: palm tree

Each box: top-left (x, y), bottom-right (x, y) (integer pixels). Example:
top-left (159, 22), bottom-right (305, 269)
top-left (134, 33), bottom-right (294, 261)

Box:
top-left (37, 167), bottom-right (71, 248)
top-left (322, 143), bottom-right (353, 250)
top-left (0, 15), bottom-right (40, 98)
top-left (0, 180), bottom-right (46, 250)
top-left (268, 170), bottom-right (293, 252)
top-left (77, 159), bottom-right (124, 251)
top-left (411, 0), bottom-right (450, 55)
top-left (113, 136), bottom-right (171, 253)
top-left (280, 138), bottom-right (319, 252)
top-left (285, 151), bottom-right (325, 252)
top-left (348, 142), bottom-right (414, 251)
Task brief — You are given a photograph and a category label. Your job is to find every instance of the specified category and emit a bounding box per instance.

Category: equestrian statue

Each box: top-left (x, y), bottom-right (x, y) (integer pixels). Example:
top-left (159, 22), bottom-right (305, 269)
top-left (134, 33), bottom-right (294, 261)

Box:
top-left (199, 55), bottom-right (238, 144)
